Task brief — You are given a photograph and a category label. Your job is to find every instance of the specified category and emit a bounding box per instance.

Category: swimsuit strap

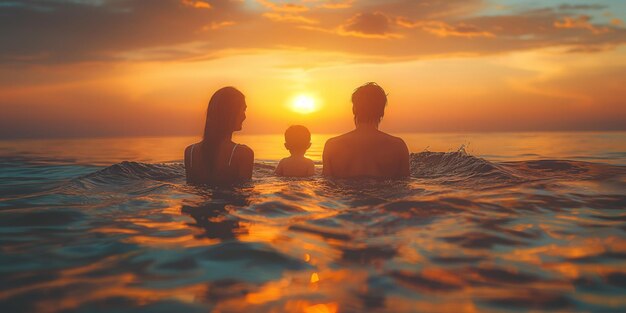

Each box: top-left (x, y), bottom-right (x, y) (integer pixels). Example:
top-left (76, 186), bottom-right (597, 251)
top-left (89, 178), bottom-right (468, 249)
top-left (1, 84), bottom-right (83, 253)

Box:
top-left (228, 144), bottom-right (239, 167)
top-left (189, 144), bottom-right (195, 167)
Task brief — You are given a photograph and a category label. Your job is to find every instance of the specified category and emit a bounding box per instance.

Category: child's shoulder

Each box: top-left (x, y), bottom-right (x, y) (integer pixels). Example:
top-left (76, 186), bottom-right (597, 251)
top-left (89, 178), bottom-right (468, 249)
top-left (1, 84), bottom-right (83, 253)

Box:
top-left (277, 157), bottom-right (293, 169)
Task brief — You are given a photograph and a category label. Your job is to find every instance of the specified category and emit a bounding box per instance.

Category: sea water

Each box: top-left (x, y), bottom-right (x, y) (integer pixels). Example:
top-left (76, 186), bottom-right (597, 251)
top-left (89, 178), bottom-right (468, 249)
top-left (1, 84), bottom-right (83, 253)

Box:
top-left (0, 132), bottom-right (625, 312)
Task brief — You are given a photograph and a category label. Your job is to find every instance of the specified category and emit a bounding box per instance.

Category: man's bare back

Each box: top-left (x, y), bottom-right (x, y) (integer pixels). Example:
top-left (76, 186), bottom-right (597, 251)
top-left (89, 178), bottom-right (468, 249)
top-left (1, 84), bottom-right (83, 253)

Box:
top-left (323, 82), bottom-right (410, 179)
top-left (323, 128), bottom-right (410, 179)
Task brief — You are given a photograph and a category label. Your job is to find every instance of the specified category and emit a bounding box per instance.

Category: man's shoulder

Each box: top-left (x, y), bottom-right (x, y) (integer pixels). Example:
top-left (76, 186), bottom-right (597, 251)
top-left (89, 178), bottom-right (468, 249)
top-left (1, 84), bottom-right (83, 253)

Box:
top-left (379, 132), bottom-right (409, 151)
top-left (326, 131), bottom-right (354, 145)
top-left (324, 135), bottom-right (339, 148)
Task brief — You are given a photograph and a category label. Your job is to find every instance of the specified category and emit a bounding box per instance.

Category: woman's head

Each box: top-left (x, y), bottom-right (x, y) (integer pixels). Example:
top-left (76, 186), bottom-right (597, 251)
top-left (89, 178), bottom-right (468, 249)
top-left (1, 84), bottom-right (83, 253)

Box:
top-left (204, 87), bottom-right (246, 142)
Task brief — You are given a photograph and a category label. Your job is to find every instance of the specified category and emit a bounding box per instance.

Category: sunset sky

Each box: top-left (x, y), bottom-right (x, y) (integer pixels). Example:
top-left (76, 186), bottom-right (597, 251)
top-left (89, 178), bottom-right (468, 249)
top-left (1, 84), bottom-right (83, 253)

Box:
top-left (1, 0), bottom-right (625, 138)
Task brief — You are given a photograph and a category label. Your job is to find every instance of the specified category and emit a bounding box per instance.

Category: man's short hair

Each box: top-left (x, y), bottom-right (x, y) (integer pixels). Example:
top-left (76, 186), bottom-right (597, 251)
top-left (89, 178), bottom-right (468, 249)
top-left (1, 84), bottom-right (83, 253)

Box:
top-left (352, 82), bottom-right (387, 124)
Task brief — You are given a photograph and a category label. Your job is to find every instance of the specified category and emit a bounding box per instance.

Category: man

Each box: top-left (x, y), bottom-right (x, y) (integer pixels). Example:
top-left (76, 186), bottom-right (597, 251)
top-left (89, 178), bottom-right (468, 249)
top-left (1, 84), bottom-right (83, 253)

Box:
top-left (322, 82), bottom-right (410, 178)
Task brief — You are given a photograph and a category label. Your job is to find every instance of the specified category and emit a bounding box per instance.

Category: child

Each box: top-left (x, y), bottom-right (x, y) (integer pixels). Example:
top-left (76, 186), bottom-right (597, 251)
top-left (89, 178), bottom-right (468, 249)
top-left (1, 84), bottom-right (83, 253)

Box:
top-left (275, 125), bottom-right (315, 177)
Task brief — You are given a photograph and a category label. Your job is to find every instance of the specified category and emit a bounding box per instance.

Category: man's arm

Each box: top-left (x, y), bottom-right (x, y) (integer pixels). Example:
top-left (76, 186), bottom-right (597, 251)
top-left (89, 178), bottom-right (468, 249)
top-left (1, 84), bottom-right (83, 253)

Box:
top-left (322, 139), bottom-right (333, 177)
top-left (398, 140), bottom-right (410, 178)
top-left (184, 145), bottom-right (192, 182)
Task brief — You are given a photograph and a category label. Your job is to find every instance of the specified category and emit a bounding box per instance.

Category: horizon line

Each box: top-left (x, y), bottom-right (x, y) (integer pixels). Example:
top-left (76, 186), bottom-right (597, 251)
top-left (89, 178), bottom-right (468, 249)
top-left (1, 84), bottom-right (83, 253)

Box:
top-left (2, 129), bottom-right (626, 141)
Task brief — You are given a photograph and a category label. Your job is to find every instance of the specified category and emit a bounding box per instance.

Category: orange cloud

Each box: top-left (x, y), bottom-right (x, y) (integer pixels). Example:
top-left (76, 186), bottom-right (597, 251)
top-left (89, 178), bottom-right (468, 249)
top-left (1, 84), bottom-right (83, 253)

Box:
top-left (202, 21), bottom-right (236, 31)
top-left (257, 0), bottom-right (308, 12)
top-left (424, 22), bottom-right (495, 38)
top-left (0, 0), bottom-right (624, 65)
top-left (335, 28), bottom-right (403, 39)
top-left (181, 0), bottom-right (212, 9)
top-left (299, 11), bottom-right (403, 39)
top-left (336, 12), bottom-right (402, 39)
top-left (397, 17), bottom-right (494, 38)
top-left (554, 15), bottom-right (609, 34)
top-left (318, 0), bottom-right (354, 9)
top-left (263, 12), bottom-right (318, 24)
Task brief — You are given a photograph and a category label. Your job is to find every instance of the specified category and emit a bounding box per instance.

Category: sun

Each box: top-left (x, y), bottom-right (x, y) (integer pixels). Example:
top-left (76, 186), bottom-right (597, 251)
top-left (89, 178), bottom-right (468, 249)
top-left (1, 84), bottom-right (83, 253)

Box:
top-left (291, 95), bottom-right (317, 114)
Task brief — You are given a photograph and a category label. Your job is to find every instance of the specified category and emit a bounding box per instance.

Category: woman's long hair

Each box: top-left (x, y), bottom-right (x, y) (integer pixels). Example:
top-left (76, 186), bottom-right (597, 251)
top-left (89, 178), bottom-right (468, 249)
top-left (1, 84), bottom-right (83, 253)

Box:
top-left (201, 87), bottom-right (245, 177)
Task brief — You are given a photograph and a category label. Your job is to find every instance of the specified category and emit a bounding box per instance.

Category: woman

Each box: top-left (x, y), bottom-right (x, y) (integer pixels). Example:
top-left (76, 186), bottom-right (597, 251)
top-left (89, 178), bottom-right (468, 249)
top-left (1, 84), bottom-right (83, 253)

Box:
top-left (185, 87), bottom-right (254, 185)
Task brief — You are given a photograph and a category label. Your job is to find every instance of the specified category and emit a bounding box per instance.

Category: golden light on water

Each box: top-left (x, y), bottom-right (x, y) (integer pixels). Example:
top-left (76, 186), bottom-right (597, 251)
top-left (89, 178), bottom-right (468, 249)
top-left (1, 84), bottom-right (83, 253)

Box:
top-left (291, 95), bottom-right (317, 114)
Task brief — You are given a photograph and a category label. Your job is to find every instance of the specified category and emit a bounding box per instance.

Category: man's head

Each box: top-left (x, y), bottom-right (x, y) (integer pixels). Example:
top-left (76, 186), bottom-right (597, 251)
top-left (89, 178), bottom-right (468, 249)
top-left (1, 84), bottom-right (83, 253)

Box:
top-left (352, 82), bottom-right (387, 125)
top-left (284, 125), bottom-right (311, 155)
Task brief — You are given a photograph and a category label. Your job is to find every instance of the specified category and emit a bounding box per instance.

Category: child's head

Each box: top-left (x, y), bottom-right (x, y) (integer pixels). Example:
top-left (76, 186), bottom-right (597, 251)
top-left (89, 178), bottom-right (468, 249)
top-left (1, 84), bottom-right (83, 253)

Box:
top-left (284, 125), bottom-right (311, 155)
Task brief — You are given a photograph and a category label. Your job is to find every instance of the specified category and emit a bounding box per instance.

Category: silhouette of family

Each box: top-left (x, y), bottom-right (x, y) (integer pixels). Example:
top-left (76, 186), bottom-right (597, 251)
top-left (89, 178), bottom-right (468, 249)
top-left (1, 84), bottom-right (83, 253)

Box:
top-left (185, 83), bottom-right (410, 185)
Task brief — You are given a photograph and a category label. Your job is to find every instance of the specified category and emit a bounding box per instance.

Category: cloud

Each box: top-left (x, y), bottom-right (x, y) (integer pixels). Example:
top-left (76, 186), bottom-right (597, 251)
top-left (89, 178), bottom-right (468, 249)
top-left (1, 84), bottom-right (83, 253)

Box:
top-left (424, 22), bottom-right (495, 38)
top-left (0, 0), bottom-right (625, 65)
top-left (298, 11), bottom-right (402, 39)
top-left (0, 0), bottom-right (250, 64)
top-left (565, 44), bottom-right (619, 54)
top-left (554, 15), bottom-right (609, 34)
top-left (256, 0), bottom-right (308, 12)
top-left (263, 12), bottom-right (318, 24)
top-left (317, 0), bottom-right (354, 9)
top-left (202, 21), bottom-right (236, 30)
top-left (396, 17), bottom-right (494, 38)
top-left (338, 12), bottom-right (401, 38)
top-left (557, 4), bottom-right (606, 11)
top-left (458, 8), bottom-right (626, 52)
top-left (357, 0), bottom-right (485, 19)
top-left (181, 0), bottom-right (212, 9)
top-left (255, 1), bottom-right (320, 25)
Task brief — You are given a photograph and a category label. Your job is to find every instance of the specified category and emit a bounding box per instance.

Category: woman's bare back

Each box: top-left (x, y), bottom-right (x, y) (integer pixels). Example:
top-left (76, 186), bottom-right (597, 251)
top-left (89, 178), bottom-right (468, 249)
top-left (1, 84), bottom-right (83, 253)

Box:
top-left (185, 141), bottom-right (253, 184)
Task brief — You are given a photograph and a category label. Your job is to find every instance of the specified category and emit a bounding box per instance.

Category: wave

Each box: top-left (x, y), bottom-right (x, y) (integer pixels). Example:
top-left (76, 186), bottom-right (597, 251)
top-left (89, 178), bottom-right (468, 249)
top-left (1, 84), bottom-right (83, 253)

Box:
top-left (62, 152), bottom-right (625, 193)
top-left (83, 161), bottom-right (184, 182)
top-left (65, 161), bottom-right (185, 195)
top-left (409, 149), bottom-right (520, 181)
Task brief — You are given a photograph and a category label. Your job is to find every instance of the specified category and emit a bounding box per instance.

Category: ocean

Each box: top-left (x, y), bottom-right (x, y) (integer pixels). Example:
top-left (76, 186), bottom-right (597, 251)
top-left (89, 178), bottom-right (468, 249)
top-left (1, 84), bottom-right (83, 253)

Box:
top-left (1, 132), bottom-right (625, 312)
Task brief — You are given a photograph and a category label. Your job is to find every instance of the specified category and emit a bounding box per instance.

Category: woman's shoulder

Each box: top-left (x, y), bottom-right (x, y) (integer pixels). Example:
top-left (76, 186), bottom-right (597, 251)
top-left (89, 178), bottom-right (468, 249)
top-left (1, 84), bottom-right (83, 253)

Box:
top-left (234, 144), bottom-right (254, 159)
top-left (185, 142), bottom-right (202, 155)
top-left (186, 142), bottom-right (202, 150)
top-left (235, 143), bottom-right (252, 152)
